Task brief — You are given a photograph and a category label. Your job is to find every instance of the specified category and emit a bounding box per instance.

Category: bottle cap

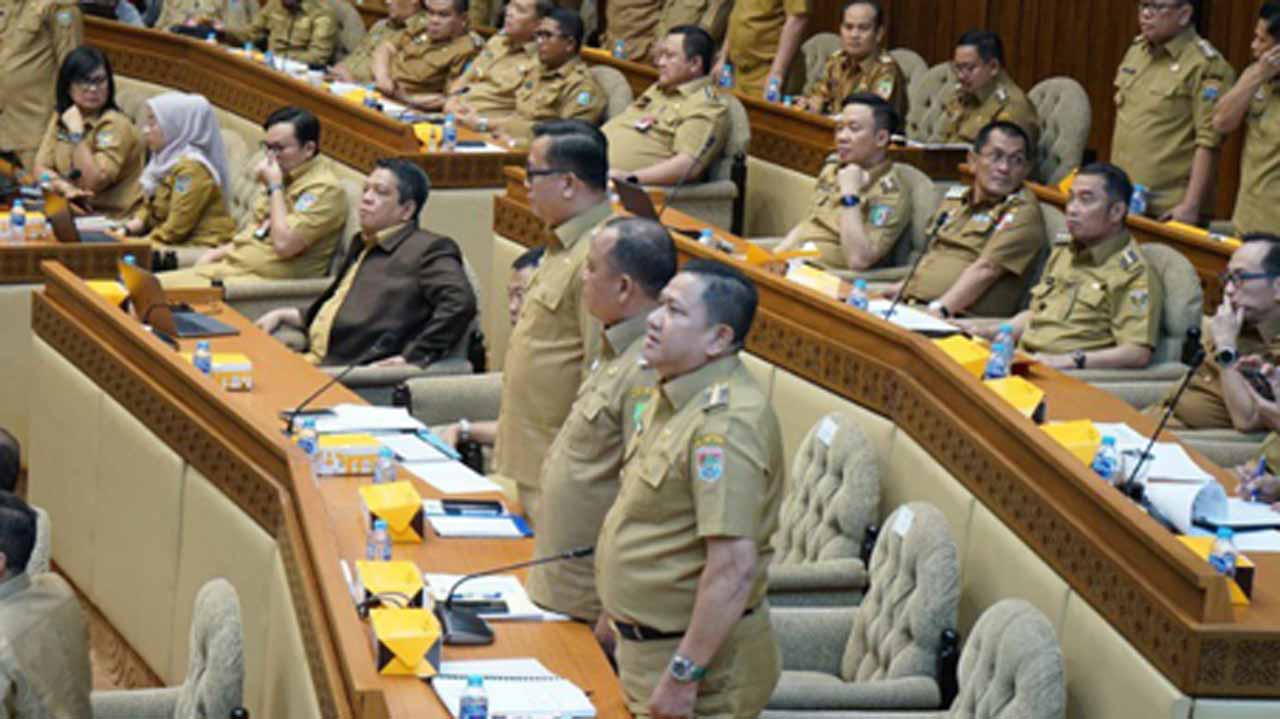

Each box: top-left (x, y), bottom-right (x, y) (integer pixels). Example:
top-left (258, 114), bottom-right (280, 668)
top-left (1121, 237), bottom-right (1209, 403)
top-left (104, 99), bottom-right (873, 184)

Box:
top-left (854, 279), bottom-right (868, 289)
top-left (374, 519), bottom-right (388, 530)
top-left (999, 322), bottom-right (1014, 333)
top-left (196, 340), bottom-right (210, 349)
top-left (467, 674), bottom-right (484, 687)
top-left (1100, 435), bottom-right (1116, 445)
top-left (379, 446), bottom-right (394, 458)
top-left (123, 254), bottom-right (136, 265)
top-left (1217, 526), bottom-right (1234, 539)
top-left (445, 113), bottom-right (456, 122)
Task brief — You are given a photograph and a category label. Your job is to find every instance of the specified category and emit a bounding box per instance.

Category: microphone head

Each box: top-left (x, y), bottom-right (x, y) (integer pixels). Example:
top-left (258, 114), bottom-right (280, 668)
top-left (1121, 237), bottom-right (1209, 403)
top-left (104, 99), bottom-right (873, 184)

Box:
top-left (567, 546), bottom-right (595, 559)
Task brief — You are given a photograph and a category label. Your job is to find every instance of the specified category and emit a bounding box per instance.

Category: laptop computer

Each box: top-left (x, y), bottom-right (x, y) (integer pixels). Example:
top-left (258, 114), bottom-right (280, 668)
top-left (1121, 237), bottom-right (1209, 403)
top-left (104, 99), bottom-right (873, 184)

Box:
top-left (613, 179), bottom-right (701, 239)
top-left (117, 259), bottom-right (239, 338)
top-left (45, 192), bottom-right (115, 243)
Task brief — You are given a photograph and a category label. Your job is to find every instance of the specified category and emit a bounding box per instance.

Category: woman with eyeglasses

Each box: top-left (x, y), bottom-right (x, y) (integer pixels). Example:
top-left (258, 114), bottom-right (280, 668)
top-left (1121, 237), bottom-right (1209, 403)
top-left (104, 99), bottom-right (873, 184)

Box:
top-left (33, 45), bottom-right (145, 217)
top-left (122, 92), bottom-right (236, 248)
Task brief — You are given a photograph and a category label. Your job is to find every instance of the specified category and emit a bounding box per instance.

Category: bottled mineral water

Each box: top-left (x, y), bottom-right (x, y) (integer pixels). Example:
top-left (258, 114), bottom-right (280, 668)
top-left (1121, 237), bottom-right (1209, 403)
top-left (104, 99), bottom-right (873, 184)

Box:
top-left (459, 675), bottom-right (489, 719)
top-left (192, 340), bottom-right (213, 375)
top-left (846, 279), bottom-right (869, 311)
top-left (1091, 436), bottom-right (1120, 483)
top-left (981, 323), bottom-right (1016, 380)
top-left (373, 446), bottom-right (397, 484)
top-left (442, 114), bottom-right (458, 151)
top-left (1209, 527), bottom-right (1238, 579)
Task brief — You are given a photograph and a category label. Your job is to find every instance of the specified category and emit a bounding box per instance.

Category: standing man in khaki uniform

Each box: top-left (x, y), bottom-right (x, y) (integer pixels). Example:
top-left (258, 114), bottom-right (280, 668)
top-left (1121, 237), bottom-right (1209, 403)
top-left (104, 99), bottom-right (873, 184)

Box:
top-left (330, 0), bottom-right (423, 83)
top-left (375, 0), bottom-right (481, 111)
top-left (932, 29), bottom-right (1039, 149)
top-left (716, 0), bottom-right (809, 98)
top-left (777, 93), bottom-right (912, 271)
top-left (604, 25), bottom-right (728, 185)
top-left (602, 0), bottom-right (731, 63)
top-left (597, 259), bottom-right (784, 719)
top-left (447, 0), bottom-right (547, 128)
top-left (493, 120), bottom-right (614, 523)
top-left (161, 107), bottom-right (348, 286)
top-left (798, 0), bottom-right (906, 119)
top-left (1213, 3), bottom-right (1280, 236)
top-left (654, 0), bottom-right (731, 55)
top-left (490, 8), bottom-right (606, 146)
top-left (526, 217), bottom-right (675, 629)
top-left (897, 121), bottom-right (1045, 318)
top-left (234, 0), bottom-right (337, 65)
top-left (0, 0), bottom-right (81, 171)
top-left (962, 164), bottom-right (1160, 371)
top-left (1111, 0), bottom-right (1235, 223)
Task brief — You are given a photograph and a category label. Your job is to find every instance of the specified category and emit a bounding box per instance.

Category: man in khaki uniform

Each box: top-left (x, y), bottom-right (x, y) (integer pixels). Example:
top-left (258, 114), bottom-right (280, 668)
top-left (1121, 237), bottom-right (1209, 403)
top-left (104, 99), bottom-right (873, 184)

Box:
top-left (0, 0), bottom-right (81, 170)
top-left (776, 93), bottom-right (911, 271)
top-left (898, 121), bottom-right (1044, 318)
top-left (491, 8), bottom-right (606, 146)
top-left (716, 0), bottom-right (809, 98)
top-left (375, 0), bottom-right (480, 110)
top-left (161, 107), bottom-right (347, 286)
top-left (604, 25), bottom-right (728, 185)
top-left (330, 0), bottom-right (423, 83)
top-left (1112, 0), bottom-right (1235, 223)
top-left (597, 259), bottom-right (783, 719)
top-left (933, 29), bottom-right (1038, 149)
top-left (156, 0), bottom-right (255, 36)
top-left (447, 0), bottom-right (547, 128)
top-left (526, 217), bottom-right (674, 628)
top-left (798, 0), bottom-right (906, 119)
top-left (234, 0), bottom-right (337, 65)
top-left (1214, 3), bottom-right (1280, 236)
top-left (493, 120), bottom-right (614, 523)
top-left (602, 0), bottom-right (730, 63)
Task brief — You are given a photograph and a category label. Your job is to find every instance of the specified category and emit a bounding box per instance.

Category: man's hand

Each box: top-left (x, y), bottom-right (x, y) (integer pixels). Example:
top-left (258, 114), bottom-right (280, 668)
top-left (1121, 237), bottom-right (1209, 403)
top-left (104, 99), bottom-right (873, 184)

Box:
top-left (1161, 202), bottom-right (1200, 225)
top-left (1239, 473), bottom-right (1280, 504)
top-left (375, 77), bottom-right (398, 98)
top-left (60, 105), bottom-right (85, 136)
top-left (256, 153), bottom-right (284, 187)
top-left (592, 615), bottom-right (616, 658)
top-left (196, 244), bottom-right (231, 266)
top-left (438, 422), bottom-right (461, 447)
top-left (836, 163), bottom-right (871, 196)
top-left (255, 308), bottom-right (289, 335)
top-left (647, 672), bottom-right (698, 719)
top-left (1244, 45), bottom-right (1280, 86)
top-left (123, 217), bottom-right (145, 236)
top-left (370, 355), bottom-right (410, 368)
top-left (329, 64), bottom-right (354, 82)
top-left (1211, 296), bottom-right (1244, 353)
top-left (883, 281), bottom-right (904, 299)
top-left (1034, 352), bottom-right (1075, 370)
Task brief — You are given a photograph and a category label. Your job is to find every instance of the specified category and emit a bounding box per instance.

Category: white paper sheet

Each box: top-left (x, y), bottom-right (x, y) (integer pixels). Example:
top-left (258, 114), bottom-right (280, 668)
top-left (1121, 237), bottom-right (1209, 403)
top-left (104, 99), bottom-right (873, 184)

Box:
top-left (312, 404), bottom-right (425, 433)
top-left (378, 434), bottom-right (448, 462)
top-left (1222, 498), bottom-right (1280, 529)
top-left (1233, 529), bottom-right (1280, 553)
top-left (427, 514), bottom-right (529, 538)
top-left (431, 658), bottom-right (595, 718)
top-left (867, 299), bottom-right (959, 333)
top-left (1092, 423), bottom-right (1214, 483)
top-left (1147, 480), bottom-right (1226, 535)
top-left (422, 574), bottom-right (568, 622)
top-left (404, 461), bottom-right (500, 494)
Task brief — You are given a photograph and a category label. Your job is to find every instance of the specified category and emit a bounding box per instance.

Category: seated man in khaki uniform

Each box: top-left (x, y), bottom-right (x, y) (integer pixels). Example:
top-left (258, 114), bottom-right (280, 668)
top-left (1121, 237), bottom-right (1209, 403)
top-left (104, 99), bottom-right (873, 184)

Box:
top-left (255, 159), bottom-right (477, 368)
top-left (233, 0), bottom-right (337, 65)
top-left (931, 29), bottom-right (1039, 149)
top-left (597, 259), bottom-right (783, 719)
top-left (526, 217), bottom-right (675, 631)
top-left (962, 163), bottom-right (1160, 371)
top-left (161, 106), bottom-right (348, 286)
top-left (447, 0), bottom-right (549, 129)
top-left (330, 0), bottom-right (425, 83)
top-left (374, 0), bottom-right (481, 111)
top-left (797, 0), bottom-right (907, 119)
top-left (603, 25), bottom-right (729, 185)
top-left (896, 121), bottom-right (1045, 318)
top-left (0, 492), bottom-right (92, 718)
top-left (490, 8), bottom-right (606, 147)
top-left (776, 93), bottom-right (911, 271)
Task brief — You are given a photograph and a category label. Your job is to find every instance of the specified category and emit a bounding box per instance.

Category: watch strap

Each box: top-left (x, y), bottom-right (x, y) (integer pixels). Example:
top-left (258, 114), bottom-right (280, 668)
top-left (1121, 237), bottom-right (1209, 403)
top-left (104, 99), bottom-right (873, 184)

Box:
top-left (1216, 347), bottom-right (1238, 368)
top-left (840, 194), bottom-right (861, 208)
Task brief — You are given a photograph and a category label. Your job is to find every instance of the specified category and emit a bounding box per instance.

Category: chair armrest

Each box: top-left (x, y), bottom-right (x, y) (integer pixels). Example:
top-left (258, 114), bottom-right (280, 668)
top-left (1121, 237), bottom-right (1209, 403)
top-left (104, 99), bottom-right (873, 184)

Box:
top-left (657, 179), bottom-right (739, 201)
top-left (401, 372), bottom-right (504, 425)
top-left (91, 687), bottom-right (182, 719)
top-left (768, 558), bottom-right (867, 593)
top-left (221, 277), bottom-right (333, 321)
top-left (1068, 362), bottom-right (1189, 383)
top-left (850, 266), bottom-right (911, 283)
top-left (770, 606), bottom-right (856, 674)
top-left (170, 246), bottom-right (208, 269)
top-left (327, 360), bottom-right (472, 389)
top-left (770, 675), bottom-right (942, 711)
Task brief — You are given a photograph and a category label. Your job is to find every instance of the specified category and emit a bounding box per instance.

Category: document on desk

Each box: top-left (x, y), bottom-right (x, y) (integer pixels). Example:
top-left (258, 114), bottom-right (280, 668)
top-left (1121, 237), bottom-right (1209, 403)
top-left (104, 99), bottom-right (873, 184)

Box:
top-left (1147, 480), bottom-right (1225, 536)
top-left (867, 299), bottom-right (959, 334)
top-left (1092, 423), bottom-right (1214, 483)
top-left (404, 461), bottom-right (501, 494)
top-left (427, 513), bottom-right (532, 538)
top-left (1233, 529), bottom-right (1280, 553)
top-left (1217, 498), bottom-right (1280, 530)
top-left (378, 434), bottom-right (449, 462)
top-left (423, 574), bottom-right (568, 621)
top-left (431, 659), bottom-right (595, 718)
top-left (312, 404), bottom-right (425, 434)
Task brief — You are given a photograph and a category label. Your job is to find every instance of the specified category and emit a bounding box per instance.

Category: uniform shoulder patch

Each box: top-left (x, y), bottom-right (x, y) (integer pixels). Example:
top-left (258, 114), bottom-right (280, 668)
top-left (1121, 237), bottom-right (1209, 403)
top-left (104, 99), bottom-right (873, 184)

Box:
top-left (702, 383), bottom-right (730, 412)
top-left (55, 8), bottom-right (73, 25)
top-left (1202, 85), bottom-right (1221, 102)
top-left (693, 434), bottom-right (726, 483)
top-left (1129, 289), bottom-right (1150, 310)
top-left (95, 130), bottom-right (116, 149)
top-left (875, 76), bottom-right (895, 100)
top-left (174, 174), bottom-right (192, 194)
top-left (869, 204), bottom-right (893, 227)
top-left (1196, 38), bottom-right (1219, 59)
top-left (294, 192), bottom-right (318, 212)
top-left (577, 90), bottom-right (593, 106)
top-left (1119, 248), bottom-right (1140, 271)
top-left (945, 185), bottom-right (967, 200)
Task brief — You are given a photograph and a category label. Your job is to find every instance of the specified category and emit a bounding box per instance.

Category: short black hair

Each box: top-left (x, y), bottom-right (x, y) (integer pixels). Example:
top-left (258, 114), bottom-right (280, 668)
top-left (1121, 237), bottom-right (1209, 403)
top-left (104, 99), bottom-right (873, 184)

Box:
top-left (842, 92), bottom-right (899, 135)
top-left (264, 106), bottom-right (320, 150)
top-left (0, 492), bottom-right (36, 576)
top-left (57, 46), bottom-right (119, 116)
top-left (668, 25), bottom-right (715, 77)
top-left (1241, 232), bottom-right (1280, 276)
top-left (546, 7), bottom-right (584, 51)
top-left (374, 158), bottom-right (430, 221)
top-left (956, 29), bottom-right (1004, 64)
top-left (974, 120), bottom-right (1030, 156)
top-left (681, 259), bottom-right (758, 347)
top-left (1077, 162), bottom-right (1133, 208)
top-left (602, 217), bottom-right (677, 298)
top-left (0, 429), bottom-right (17, 494)
top-left (532, 119), bottom-right (609, 191)
top-left (513, 246), bottom-right (545, 271)
top-left (1263, 2), bottom-right (1280, 42)
top-left (841, 0), bottom-right (884, 28)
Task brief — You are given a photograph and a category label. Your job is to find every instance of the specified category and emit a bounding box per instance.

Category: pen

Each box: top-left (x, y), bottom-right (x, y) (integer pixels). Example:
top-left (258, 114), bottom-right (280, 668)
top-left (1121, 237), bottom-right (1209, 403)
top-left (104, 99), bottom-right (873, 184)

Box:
top-left (1250, 457), bottom-right (1268, 502)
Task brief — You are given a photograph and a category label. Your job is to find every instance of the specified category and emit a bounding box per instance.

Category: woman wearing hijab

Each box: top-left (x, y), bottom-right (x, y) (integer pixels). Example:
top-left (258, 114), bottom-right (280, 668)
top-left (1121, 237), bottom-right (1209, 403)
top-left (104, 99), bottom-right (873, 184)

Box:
top-left (124, 92), bottom-right (236, 247)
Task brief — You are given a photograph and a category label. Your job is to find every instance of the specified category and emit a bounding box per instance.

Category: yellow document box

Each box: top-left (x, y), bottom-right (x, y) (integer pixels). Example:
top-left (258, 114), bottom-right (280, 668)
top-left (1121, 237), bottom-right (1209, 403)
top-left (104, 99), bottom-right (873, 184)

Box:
top-left (179, 352), bottom-right (254, 391)
top-left (983, 375), bottom-right (1046, 423)
top-left (369, 608), bottom-right (442, 677)
top-left (1177, 535), bottom-right (1255, 605)
top-left (86, 280), bottom-right (128, 307)
top-left (315, 433), bottom-right (381, 475)
top-left (1042, 420), bottom-right (1102, 465)
top-left (934, 335), bottom-right (990, 379)
top-left (359, 480), bottom-right (425, 544)
top-left (356, 560), bottom-right (425, 608)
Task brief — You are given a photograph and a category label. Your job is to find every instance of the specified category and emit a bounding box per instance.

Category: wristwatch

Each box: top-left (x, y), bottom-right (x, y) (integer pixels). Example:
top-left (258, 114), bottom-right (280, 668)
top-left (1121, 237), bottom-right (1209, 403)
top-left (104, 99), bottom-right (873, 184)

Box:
top-left (839, 194), bottom-right (861, 208)
top-left (267, 182), bottom-right (284, 195)
top-left (1215, 347), bottom-right (1239, 369)
top-left (477, 117), bottom-right (488, 133)
top-left (668, 653), bottom-right (707, 683)
top-left (1072, 349), bottom-right (1087, 369)
top-left (927, 300), bottom-right (951, 319)
top-left (67, 131), bottom-right (84, 144)
top-left (458, 418), bottom-right (471, 443)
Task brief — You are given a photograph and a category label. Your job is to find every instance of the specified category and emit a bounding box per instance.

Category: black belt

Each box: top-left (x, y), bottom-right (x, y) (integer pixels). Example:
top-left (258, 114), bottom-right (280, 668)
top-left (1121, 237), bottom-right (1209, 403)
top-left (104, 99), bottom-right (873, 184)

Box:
top-left (612, 607), bottom-right (756, 642)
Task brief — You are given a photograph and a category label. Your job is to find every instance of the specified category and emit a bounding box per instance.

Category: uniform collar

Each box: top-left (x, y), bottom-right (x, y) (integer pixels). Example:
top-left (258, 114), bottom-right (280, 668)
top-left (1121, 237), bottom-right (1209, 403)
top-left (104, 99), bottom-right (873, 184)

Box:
top-left (0, 572), bottom-right (30, 603)
top-left (543, 55), bottom-right (584, 78)
top-left (964, 184), bottom-right (1017, 211)
top-left (661, 75), bottom-right (712, 97)
top-left (603, 312), bottom-right (649, 360)
top-left (362, 221), bottom-right (415, 251)
top-left (1150, 26), bottom-right (1196, 57)
top-left (967, 69), bottom-right (1010, 105)
top-left (553, 199), bottom-right (612, 249)
top-left (285, 154), bottom-right (322, 184)
top-left (854, 51), bottom-right (883, 75)
top-left (1071, 229), bottom-right (1131, 267)
top-left (660, 353), bottom-right (741, 410)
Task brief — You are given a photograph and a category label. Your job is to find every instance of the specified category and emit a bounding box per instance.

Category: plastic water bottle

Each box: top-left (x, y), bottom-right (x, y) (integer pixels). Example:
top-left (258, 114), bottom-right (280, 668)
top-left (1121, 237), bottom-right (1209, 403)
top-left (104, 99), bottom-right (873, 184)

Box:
top-left (1091, 436), bottom-right (1120, 483)
top-left (698, 228), bottom-right (715, 247)
top-left (981, 322), bottom-right (1016, 380)
top-left (297, 417), bottom-right (319, 466)
top-left (459, 675), bottom-right (488, 719)
top-left (847, 279), bottom-right (869, 311)
top-left (718, 62), bottom-right (734, 89)
top-left (10, 200), bottom-right (26, 242)
top-left (362, 83), bottom-right (379, 110)
top-left (765, 76), bottom-right (781, 103)
top-left (263, 49), bottom-right (275, 69)
top-left (442, 113), bottom-right (458, 151)
top-left (192, 340), bottom-right (213, 375)
top-left (367, 519), bottom-right (392, 561)
top-left (205, 31), bottom-right (216, 44)
top-left (1209, 527), bottom-right (1238, 578)
top-left (612, 39), bottom-right (626, 59)
top-left (373, 446), bottom-right (397, 484)
top-left (1129, 184), bottom-right (1150, 216)
top-left (242, 41), bottom-right (254, 56)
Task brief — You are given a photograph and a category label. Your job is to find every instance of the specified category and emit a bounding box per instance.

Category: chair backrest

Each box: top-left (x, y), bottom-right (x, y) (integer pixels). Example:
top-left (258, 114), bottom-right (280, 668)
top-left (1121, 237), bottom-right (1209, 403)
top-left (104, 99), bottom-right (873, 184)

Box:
top-left (329, 0), bottom-right (367, 60)
top-left (906, 62), bottom-right (955, 142)
top-left (772, 412), bottom-right (881, 567)
top-left (230, 148), bottom-right (266, 230)
top-left (174, 578), bottom-right (245, 719)
top-left (1139, 242), bottom-right (1202, 365)
top-left (889, 47), bottom-right (928, 90)
top-left (841, 502), bottom-right (959, 684)
top-left (29, 505), bottom-right (51, 576)
top-left (1029, 77), bottom-right (1091, 185)
top-left (800, 32), bottom-right (841, 95)
top-left (327, 177), bottom-right (366, 276)
top-left (590, 65), bottom-right (634, 123)
top-left (709, 91), bottom-right (750, 182)
top-left (949, 599), bottom-right (1065, 719)
top-left (115, 85), bottom-right (150, 128)
top-left (1014, 202), bottom-right (1063, 313)
top-left (889, 162), bottom-right (943, 267)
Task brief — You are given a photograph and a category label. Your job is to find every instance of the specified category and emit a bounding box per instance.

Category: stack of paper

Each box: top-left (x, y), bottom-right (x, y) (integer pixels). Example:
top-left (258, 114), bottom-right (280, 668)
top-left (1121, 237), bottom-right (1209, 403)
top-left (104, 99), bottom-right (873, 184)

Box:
top-left (425, 513), bottom-right (531, 539)
top-left (867, 299), bottom-right (959, 334)
top-left (378, 434), bottom-right (450, 462)
top-left (404, 461), bottom-right (500, 494)
top-left (423, 574), bottom-right (568, 622)
top-left (431, 659), bottom-right (595, 718)
top-left (312, 404), bottom-right (425, 434)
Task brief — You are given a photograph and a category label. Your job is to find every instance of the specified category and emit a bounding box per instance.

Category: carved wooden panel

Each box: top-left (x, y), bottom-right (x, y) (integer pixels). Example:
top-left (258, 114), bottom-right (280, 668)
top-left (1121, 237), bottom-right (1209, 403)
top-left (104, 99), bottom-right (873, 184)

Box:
top-left (0, 243), bottom-right (150, 285)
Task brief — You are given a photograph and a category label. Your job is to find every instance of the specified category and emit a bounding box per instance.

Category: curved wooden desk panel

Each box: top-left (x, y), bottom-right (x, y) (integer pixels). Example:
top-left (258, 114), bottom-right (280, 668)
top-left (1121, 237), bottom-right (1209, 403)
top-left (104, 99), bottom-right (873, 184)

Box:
top-left (0, 240), bottom-right (150, 284)
top-left (494, 166), bottom-right (1280, 699)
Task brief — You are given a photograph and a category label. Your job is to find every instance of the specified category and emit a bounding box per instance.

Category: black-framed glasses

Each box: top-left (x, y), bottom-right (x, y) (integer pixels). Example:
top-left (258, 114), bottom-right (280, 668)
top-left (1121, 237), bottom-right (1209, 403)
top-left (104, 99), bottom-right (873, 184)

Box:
top-left (525, 165), bottom-right (571, 181)
top-left (1220, 270), bottom-right (1280, 286)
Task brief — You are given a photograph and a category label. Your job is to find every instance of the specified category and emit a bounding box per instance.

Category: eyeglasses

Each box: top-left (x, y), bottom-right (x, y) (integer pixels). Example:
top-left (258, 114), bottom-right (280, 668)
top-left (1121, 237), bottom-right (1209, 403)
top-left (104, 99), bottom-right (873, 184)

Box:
top-left (72, 74), bottom-right (109, 90)
top-left (260, 140), bottom-right (295, 155)
top-left (1220, 270), bottom-right (1280, 286)
top-left (1138, 1), bottom-right (1183, 14)
top-left (977, 150), bottom-right (1028, 169)
top-left (524, 165), bottom-right (571, 181)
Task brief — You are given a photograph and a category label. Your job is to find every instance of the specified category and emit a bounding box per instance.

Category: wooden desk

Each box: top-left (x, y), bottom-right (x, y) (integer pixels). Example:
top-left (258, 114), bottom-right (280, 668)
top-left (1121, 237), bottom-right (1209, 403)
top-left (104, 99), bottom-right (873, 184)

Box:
top-left (0, 238), bottom-right (150, 285)
top-left (32, 262), bottom-right (626, 718)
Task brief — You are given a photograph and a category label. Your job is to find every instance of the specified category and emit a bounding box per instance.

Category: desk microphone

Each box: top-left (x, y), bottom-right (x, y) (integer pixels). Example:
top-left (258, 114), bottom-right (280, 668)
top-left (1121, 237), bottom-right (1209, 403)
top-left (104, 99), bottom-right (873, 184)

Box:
top-left (435, 545), bottom-right (594, 645)
top-left (655, 131), bottom-right (720, 222)
top-left (282, 331), bottom-right (397, 432)
top-left (884, 211), bottom-right (949, 320)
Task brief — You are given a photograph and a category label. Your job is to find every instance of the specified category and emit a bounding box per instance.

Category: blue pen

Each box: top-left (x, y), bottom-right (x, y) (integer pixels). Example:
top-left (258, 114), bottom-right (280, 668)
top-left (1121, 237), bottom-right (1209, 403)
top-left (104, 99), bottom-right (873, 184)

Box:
top-left (1250, 457), bottom-right (1267, 502)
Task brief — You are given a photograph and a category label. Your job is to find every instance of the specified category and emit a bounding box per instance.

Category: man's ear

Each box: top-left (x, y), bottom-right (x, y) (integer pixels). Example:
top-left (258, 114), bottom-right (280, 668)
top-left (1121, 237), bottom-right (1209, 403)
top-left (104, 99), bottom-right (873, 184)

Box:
top-left (706, 322), bottom-right (736, 358)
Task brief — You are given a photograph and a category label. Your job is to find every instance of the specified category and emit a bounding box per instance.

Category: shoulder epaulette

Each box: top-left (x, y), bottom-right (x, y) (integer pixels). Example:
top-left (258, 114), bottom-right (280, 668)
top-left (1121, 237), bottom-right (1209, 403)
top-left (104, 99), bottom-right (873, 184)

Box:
top-left (880, 174), bottom-right (899, 194)
top-left (1052, 231), bottom-right (1071, 245)
top-left (994, 86), bottom-right (1009, 103)
top-left (945, 185), bottom-right (967, 200)
top-left (1119, 247), bottom-right (1141, 271)
top-left (1196, 38), bottom-right (1219, 59)
top-left (702, 383), bottom-right (730, 412)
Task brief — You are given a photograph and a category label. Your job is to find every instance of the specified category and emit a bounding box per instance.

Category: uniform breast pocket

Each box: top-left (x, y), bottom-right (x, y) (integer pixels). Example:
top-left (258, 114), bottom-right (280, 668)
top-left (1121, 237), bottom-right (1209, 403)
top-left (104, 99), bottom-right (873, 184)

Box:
top-left (1148, 79), bottom-right (1190, 109)
top-left (1071, 284), bottom-right (1108, 321)
top-left (291, 17), bottom-right (314, 44)
top-left (528, 269), bottom-right (570, 314)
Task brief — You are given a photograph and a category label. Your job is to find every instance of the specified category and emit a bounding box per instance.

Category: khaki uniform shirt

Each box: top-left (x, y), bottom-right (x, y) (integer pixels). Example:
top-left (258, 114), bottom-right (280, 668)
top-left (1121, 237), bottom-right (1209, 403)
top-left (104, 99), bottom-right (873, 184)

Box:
top-left (603, 76), bottom-right (729, 175)
top-left (0, 573), bottom-right (92, 719)
top-left (452, 33), bottom-right (534, 119)
top-left (492, 201), bottom-right (613, 492)
top-left (336, 13), bottom-right (417, 84)
top-left (242, 0), bottom-right (337, 65)
top-left (0, 0), bottom-right (80, 166)
top-left (937, 70), bottom-right (1039, 148)
top-left (1259, 432), bottom-right (1280, 469)
top-left (1111, 29), bottom-right (1235, 217)
top-left (904, 185), bottom-right (1046, 317)
top-left (601, 0), bottom-right (660, 62)
top-left (788, 157), bottom-right (911, 270)
top-left (503, 57), bottom-right (606, 143)
top-left (1019, 231), bottom-right (1160, 354)
top-left (134, 156), bottom-right (235, 248)
top-left (34, 109), bottom-right (144, 217)
top-left (656, 0), bottom-right (730, 47)
top-left (1166, 316), bottom-right (1280, 429)
top-left (806, 50), bottom-right (907, 119)
top-left (725, 0), bottom-right (810, 97)
top-left (525, 314), bottom-right (654, 621)
top-left (1232, 79), bottom-right (1280, 235)
top-left (390, 25), bottom-right (482, 96)
top-left (156, 0), bottom-right (254, 35)
top-left (304, 221), bottom-right (408, 364)
top-left (596, 353), bottom-right (784, 633)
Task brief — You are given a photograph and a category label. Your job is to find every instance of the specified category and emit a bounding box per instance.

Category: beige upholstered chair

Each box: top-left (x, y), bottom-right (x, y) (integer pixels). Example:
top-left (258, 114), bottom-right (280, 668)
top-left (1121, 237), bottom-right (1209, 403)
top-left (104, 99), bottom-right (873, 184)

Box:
top-left (328, 0), bottom-right (367, 64)
top-left (401, 372), bottom-right (502, 427)
top-left (92, 578), bottom-right (246, 719)
top-left (800, 32), bottom-right (840, 96)
top-left (906, 63), bottom-right (955, 143)
top-left (769, 412), bottom-right (881, 607)
top-left (655, 91), bottom-right (750, 233)
top-left (1029, 78), bottom-right (1091, 185)
top-left (29, 505), bottom-right (50, 576)
top-left (843, 162), bottom-right (942, 283)
top-left (948, 599), bottom-right (1066, 719)
top-left (889, 48), bottom-right (927, 90)
top-left (766, 502), bottom-right (960, 714)
top-left (590, 65), bottom-right (634, 123)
